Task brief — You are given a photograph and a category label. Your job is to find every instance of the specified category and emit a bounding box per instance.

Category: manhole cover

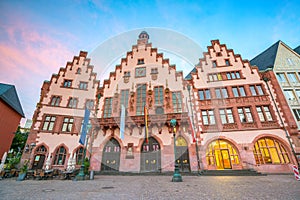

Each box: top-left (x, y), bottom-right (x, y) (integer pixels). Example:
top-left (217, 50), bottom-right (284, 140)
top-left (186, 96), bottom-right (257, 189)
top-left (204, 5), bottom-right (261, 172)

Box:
top-left (102, 186), bottom-right (114, 189)
top-left (42, 189), bottom-right (55, 192)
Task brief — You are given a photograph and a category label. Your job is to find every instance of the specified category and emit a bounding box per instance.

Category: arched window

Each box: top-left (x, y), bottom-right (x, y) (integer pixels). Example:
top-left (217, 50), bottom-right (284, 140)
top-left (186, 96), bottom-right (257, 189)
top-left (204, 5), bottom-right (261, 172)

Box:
top-left (36, 145), bottom-right (47, 154)
top-left (76, 147), bottom-right (84, 165)
top-left (206, 139), bottom-right (240, 169)
top-left (50, 96), bottom-right (60, 106)
top-left (53, 146), bottom-right (67, 165)
top-left (253, 137), bottom-right (290, 164)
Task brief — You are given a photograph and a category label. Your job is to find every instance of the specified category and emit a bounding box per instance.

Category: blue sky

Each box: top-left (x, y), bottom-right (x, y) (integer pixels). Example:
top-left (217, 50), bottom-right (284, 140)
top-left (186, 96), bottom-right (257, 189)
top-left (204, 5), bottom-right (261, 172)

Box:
top-left (0, 0), bottom-right (299, 124)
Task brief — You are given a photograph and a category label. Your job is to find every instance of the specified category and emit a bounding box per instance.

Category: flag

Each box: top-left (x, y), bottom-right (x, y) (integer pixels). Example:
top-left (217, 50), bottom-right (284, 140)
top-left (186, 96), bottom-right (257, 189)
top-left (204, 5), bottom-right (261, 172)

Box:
top-left (79, 108), bottom-right (90, 145)
top-left (144, 106), bottom-right (149, 143)
top-left (120, 104), bottom-right (125, 140)
top-left (186, 98), bottom-right (196, 143)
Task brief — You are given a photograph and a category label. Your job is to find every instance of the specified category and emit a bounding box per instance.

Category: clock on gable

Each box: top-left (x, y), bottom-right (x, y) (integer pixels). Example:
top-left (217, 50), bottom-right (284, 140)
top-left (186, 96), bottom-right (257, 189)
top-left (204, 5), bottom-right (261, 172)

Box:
top-left (135, 67), bottom-right (146, 77)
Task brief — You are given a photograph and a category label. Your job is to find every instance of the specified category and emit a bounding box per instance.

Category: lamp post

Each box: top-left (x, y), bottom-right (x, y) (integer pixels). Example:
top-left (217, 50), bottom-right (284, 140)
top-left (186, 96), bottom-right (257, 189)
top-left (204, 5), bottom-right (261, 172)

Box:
top-left (171, 119), bottom-right (182, 182)
top-left (187, 84), bottom-right (201, 174)
top-left (263, 77), bottom-right (299, 167)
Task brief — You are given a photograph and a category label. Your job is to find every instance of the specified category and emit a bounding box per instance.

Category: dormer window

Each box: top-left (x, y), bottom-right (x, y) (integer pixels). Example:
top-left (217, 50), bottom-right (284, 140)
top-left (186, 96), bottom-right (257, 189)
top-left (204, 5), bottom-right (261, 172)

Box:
top-left (137, 59), bottom-right (144, 65)
top-left (63, 80), bottom-right (72, 88)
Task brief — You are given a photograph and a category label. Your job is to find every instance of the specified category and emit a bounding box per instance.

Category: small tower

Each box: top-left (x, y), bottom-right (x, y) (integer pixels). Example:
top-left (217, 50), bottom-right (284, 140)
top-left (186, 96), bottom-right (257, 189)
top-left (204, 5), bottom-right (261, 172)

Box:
top-left (137, 31), bottom-right (149, 45)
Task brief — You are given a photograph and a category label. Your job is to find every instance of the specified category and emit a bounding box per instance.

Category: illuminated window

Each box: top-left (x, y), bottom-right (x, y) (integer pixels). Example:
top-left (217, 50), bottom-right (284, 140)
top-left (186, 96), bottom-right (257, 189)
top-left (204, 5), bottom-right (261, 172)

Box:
top-left (206, 140), bottom-right (240, 169)
top-left (53, 146), bottom-right (67, 165)
top-left (253, 137), bottom-right (290, 164)
top-left (42, 116), bottom-right (56, 131)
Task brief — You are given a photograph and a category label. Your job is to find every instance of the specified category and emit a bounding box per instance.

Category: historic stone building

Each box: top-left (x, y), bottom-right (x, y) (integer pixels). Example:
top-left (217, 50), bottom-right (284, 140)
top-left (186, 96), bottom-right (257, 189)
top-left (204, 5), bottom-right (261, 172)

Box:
top-left (23, 32), bottom-right (299, 173)
top-left (187, 40), bottom-right (299, 173)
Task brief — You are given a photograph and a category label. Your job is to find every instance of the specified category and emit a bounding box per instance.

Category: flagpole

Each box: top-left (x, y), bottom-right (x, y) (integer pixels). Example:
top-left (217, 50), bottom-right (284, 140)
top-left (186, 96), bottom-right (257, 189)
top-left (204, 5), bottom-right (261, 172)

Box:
top-left (187, 84), bottom-right (201, 174)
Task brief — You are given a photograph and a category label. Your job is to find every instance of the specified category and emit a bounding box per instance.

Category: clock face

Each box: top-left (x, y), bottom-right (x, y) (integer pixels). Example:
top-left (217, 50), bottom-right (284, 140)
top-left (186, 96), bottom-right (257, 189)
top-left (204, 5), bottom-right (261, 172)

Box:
top-left (135, 67), bottom-right (146, 77)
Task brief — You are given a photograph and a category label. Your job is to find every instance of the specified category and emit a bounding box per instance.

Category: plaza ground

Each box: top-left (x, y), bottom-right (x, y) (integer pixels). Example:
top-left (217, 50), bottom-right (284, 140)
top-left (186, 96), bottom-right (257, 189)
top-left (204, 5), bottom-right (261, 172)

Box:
top-left (0, 175), bottom-right (299, 200)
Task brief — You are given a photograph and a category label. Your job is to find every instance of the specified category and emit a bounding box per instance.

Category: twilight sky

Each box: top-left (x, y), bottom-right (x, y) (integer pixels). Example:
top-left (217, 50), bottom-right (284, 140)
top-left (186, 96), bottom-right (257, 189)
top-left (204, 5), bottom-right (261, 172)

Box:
top-left (0, 0), bottom-right (299, 125)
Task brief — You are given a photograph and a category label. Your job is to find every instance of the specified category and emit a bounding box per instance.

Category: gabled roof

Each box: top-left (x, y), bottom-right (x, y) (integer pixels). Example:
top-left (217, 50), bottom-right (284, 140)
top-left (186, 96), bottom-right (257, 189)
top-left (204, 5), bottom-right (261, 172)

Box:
top-left (250, 41), bottom-right (280, 71)
top-left (0, 83), bottom-right (25, 117)
top-left (294, 45), bottom-right (300, 55)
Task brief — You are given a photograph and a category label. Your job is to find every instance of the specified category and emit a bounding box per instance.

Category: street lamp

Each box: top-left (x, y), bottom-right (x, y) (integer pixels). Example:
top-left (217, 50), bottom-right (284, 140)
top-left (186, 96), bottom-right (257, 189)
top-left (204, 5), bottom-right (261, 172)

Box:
top-left (187, 84), bottom-right (201, 174)
top-left (170, 119), bottom-right (182, 182)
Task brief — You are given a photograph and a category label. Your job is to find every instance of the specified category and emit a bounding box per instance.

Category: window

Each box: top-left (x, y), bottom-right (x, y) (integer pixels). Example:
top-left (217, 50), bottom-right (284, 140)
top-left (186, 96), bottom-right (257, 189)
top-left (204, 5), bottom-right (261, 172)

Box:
top-left (215, 88), bottom-right (228, 99)
top-left (42, 116), bottom-right (56, 131)
top-left (284, 90), bottom-right (296, 100)
top-left (85, 100), bottom-right (94, 109)
top-left (293, 109), bottom-right (300, 121)
top-left (76, 68), bottom-right (81, 74)
top-left (61, 117), bottom-right (74, 132)
top-left (151, 68), bottom-right (158, 74)
top-left (212, 61), bottom-right (217, 68)
top-left (208, 73), bottom-right (222, 81)
top-left (80, 119), bottom-right (92, 134)
top-left (287, 72), bottom-right (298, 83)
top-left (172, 92), bottom-right (182, 113)
top-left (219, 108), bottom-right (234, 124)
top-left (276, 73), bottom-right (287, 83)
top-left (253, 137), bottom-right (290, 164)
top-left (295, 90), bottom-right (300, 99)
top-left (256, 106), bottom-right (273, 122)
top-left (120, 89), bottom-right (129, 112)
top-left (103, 98), bottom-right (112, 118)
top-left (136, 84), bottom-right (146, 115)
top-left (76, 147), bottom-right (84, 165)
top-left (124, 71), bottom-right (131, 77)
top-left (226, 71), bottom-right (241, 80)
top-left (287, 58), bottom-right (294, 65)
top-left (225, 59), bottom-right (230, 66)
top-left (67, 98), bottom-right (78, 108)
top-left (238, 107), bottom-right (253, 123)
top-left (198, 89), bottom-right (211, 100)
top-left (50, 96), bottom-right (61, 106)
top-left (232, 86), bottom-right (246, 97)
top-left (79, 82), bottom-right (88, 90)
top-left (137, 58), bottom-right (144, 65)
top-left (154, 86), bottom-right (164, 105)
top-left (63, 80), bottom-right (72, 88)
top-left (53, 146), bottom-right (67, 165)
top-left (202, 110), bottom-right (215, 125)
top-left (250, 85), bottom-right (264, 96)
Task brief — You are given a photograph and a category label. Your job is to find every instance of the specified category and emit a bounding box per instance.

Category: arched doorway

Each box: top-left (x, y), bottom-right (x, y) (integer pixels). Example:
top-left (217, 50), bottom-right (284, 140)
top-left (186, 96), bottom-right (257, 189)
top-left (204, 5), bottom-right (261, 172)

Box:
top-left (140, 137), bottom-right (161, 172)
top-left (206, 139), bottom-right (240, 170)
top-left (176, 136), bottom-right (190, 172)
top-left (101, 138), bottom-right (121, 171)
top-left (32, 145), bottom-right (47, 170)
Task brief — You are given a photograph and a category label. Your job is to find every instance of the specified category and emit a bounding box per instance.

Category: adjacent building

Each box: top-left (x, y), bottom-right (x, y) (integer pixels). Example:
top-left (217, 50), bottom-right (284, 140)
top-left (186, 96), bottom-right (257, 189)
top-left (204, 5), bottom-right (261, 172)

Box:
top-left (0, 83), bottom-right (25, 160)
top-left (250, 40), bottom-right (300, 163)
top-left (22, 33), bottom-right (300, 173)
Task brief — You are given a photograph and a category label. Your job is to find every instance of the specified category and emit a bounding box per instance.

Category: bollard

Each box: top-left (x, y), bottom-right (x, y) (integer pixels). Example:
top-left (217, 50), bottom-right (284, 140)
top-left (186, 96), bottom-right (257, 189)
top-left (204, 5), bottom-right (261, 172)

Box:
top-left (90, 170), bottom-right (94, 180)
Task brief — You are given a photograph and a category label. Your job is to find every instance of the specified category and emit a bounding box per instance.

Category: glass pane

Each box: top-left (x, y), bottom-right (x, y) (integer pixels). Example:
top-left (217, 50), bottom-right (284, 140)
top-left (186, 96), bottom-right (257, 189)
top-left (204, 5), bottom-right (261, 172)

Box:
top-left (269, 148), bottom-right (280, 163)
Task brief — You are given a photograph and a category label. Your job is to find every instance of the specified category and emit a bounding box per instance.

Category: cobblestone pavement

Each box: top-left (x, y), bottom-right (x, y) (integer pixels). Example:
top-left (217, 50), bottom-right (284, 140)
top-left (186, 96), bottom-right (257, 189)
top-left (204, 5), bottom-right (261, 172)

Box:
top-left (0, 175), bottom-right (299, 200)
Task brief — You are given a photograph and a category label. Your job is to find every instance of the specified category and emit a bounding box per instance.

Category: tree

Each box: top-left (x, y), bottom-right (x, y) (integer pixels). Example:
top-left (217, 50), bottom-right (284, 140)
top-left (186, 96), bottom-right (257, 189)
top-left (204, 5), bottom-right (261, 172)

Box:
top-left (10, 126), bottom-right (28, 154)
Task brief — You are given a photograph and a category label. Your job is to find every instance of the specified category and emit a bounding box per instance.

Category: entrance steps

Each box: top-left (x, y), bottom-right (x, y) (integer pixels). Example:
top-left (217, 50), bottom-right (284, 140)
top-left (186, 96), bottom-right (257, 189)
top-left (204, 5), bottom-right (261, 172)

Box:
top-left (96, 169), bottom-right (265, 176)
top-left (199, 169), bottom-right (266, 176)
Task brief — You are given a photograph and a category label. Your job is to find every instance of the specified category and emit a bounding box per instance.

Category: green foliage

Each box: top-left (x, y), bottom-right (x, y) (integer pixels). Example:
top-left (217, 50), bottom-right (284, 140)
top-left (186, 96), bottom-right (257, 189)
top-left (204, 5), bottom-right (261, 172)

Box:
top-left (20, 160), bottom-right (29, 174)
top-left (83, 158), bottom-right (90, 175)
top-left (11, 126), bottom-right (28, 153)
top-left (5, 155), bottom-right (21, 170)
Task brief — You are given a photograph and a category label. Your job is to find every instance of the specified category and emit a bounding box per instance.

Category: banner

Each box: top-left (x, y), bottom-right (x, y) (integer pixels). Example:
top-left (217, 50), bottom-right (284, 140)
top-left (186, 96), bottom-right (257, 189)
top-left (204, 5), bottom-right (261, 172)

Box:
top-left (79, 108), bottom-right (90, 145)
top-left (120, 104), bottom-right (125, 140)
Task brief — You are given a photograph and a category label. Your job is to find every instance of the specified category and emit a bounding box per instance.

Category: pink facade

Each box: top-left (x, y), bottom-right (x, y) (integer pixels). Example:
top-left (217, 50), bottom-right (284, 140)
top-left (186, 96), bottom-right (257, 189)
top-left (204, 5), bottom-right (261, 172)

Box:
top-left (22, 33), bottom-right (300, 174)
